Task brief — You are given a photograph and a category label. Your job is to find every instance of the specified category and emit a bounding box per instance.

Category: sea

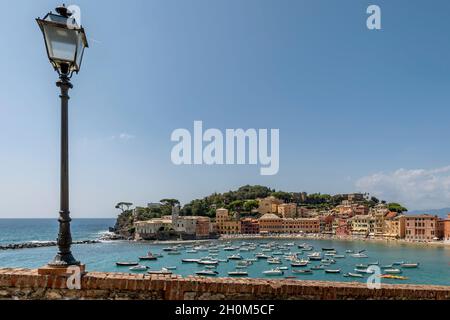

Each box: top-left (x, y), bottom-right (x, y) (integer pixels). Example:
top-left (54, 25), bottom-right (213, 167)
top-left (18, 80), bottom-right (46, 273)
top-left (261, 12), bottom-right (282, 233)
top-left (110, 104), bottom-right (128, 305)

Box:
top-left (1, 219), bottom-right (450, 286)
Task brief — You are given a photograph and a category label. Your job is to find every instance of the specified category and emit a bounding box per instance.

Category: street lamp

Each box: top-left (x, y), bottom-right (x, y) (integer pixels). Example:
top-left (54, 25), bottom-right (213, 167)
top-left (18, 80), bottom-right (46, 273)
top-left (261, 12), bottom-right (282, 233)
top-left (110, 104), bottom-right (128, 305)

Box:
top-left (36, 5), bottom-right (88, 268)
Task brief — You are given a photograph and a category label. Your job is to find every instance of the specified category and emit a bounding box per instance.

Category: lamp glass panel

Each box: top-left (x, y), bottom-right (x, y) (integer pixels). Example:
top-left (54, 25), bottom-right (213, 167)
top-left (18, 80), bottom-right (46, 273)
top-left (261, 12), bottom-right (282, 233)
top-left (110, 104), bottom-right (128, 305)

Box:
top-left (43, 24), bottom-right (78, 63)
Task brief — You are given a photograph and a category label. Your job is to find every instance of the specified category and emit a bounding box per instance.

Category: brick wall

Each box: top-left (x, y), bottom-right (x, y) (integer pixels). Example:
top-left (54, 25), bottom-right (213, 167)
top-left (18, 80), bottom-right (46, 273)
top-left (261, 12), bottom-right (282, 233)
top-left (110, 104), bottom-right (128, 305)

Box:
top-left (0, 268), bottom-right (449, 300)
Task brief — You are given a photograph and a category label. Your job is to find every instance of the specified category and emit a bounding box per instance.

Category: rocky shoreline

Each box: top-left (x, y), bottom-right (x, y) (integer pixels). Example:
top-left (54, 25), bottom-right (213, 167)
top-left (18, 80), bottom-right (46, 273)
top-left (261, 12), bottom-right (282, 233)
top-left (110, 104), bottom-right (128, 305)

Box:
top-left (0, 240), bottom-right (100, 251)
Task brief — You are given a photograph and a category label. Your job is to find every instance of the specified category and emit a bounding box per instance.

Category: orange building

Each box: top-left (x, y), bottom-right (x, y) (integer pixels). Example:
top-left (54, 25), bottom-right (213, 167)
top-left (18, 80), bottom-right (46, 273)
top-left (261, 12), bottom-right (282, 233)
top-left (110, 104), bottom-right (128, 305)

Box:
top-left (282, 218), bottom-right (320, 234)
top-left (240, 218), bottom-right (260, 234)
top-left (444, 214), bottom-right (450, 242)
top-left (259, 214), bottom-right (283, 234)
top-left (405, 215), bottom-right (438, 242)
top-left (195, 217), bottom-right (211, 238)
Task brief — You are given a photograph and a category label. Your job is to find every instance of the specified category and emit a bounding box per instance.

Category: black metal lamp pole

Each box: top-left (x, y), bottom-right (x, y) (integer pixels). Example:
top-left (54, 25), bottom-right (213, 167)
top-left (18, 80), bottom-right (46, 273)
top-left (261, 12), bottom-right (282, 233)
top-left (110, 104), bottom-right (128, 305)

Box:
top-left (49, 71), bottom-right (79, 267)
top-left (36, 5), bottom-right (89, 268)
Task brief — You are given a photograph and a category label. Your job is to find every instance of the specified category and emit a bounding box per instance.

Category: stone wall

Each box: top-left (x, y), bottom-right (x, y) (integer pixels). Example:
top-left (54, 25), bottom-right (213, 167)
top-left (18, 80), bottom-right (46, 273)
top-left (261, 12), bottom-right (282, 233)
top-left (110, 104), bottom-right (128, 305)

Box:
top-left (0, 268), bottom-right (449, 300)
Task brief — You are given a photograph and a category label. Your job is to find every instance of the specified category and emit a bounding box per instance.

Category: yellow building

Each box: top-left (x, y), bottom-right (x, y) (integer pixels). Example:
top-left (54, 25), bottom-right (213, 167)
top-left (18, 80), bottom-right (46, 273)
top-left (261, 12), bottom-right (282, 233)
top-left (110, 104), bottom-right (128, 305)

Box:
top-left (258, 196), bottom-right (283, 215)
top-left (215, 208), bottom-right (241, 234)
top-left (384, 215), bottom-right (406, 239)
top-left (282, 218), bottom-right (320, 234)
top-left (277, 203), bottom-right (297, 218)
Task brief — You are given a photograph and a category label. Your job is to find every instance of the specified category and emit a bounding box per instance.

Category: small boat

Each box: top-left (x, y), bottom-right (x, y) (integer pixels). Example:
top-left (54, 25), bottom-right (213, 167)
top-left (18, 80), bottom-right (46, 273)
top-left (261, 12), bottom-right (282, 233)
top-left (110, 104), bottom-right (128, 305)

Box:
top-left (344, 273), bottom-right (364, 278)
top-left (380, 275), bottom-right (408, 280)
top-left (197, 260), bottom-right (219, 265)
top-left (246, 258), bottom-right (257, 262)
top-left (308, 253), bottom-right (322, 261)
top-left (322, 248), bottom-right (335, 251)
top-left (325, 269), bottom-right (341, 274)
top-left (302, 246), bottom-right (314, 251)
top-left (263, 268), bottom-right (284, 276)
top-left (228, 254), bottom-right (243, 260)
top-left (139, 255), bottom-right (157, 261)
top-left (228, 271), bottom-right (248, 277)
top-left (279, 266), bottom-right (289, 270)
top-left (401, 263), bottom-right (419, 268)
top-left (381, 264), bottom-right (393, 269)
top-left (334, 255), bottom-right (345, 259)
top-left (116, 262), bottom-right (139, 267)
top-left (321, 259), bottom-right (336, 264)
top-left (163, 247), bottom-right (176, 252)
top-left (384, 269), bottom-right (402, 274)
top-left (167, 251), bottom-right (181, 255)
top-left (346, 250), bottom-right (354, 254)
top-left (255, 253), bottom-right (271, 260)
top-left (354, 268), bottom-right (375, 274)
top-left (268, 258), bottom-right (282, 265)
top-left (164, 266), bottom-right (177, 270)
top-left (292, 269), bottom-right (313, 275)
top-left (224, 247), bottom-right (238, 251)
top-left (129, 265), bottom-right (148, 271)
top-left (148, 268), bottom-right (172, 275)
top-left (285, 276), bottom-right (297, 279)
top-left (182, 259), bottom-right (200, 263)
top-left (196, 270), bottom-right (219, 276)
top-left (355, 264), bottom-right (368, 269)
top-left (205, 265), bottom-right (217, 269)
top-left (350, 253), bottom-right (368, 258)
top-left (291, 260), bottom-right (309, 267)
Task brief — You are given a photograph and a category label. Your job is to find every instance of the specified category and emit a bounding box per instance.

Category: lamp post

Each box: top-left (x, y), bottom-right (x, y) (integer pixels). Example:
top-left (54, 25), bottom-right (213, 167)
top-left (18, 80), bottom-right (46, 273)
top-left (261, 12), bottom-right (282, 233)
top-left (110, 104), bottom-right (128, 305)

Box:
top-left (36, 5), bottom-right (88, 269)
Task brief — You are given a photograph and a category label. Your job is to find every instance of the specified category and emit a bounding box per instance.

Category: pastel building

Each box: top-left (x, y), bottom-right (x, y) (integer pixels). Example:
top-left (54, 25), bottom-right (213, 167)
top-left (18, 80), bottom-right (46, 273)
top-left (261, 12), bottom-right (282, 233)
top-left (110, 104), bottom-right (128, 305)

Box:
top-left (240, 218), bottom-right (260, 234)
top-left (282, 218), bottom-right (320, 234)
top-left (259, 213), bottom-right (283, 234)
top-left (277, 203), bottom-right (298, 218)
top-left (405, 215), bottom-right (438, 242)
top-left (258, 197), bottom-right (283, 215)
top-left (444, 214), bottom-right (450, 242)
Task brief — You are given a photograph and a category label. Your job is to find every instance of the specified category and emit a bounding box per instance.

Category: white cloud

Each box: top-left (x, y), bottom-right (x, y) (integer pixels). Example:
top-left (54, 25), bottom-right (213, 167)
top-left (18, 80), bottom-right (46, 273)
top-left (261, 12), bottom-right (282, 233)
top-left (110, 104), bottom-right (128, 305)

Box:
top-left (355, 166), bottom-right (450, 210)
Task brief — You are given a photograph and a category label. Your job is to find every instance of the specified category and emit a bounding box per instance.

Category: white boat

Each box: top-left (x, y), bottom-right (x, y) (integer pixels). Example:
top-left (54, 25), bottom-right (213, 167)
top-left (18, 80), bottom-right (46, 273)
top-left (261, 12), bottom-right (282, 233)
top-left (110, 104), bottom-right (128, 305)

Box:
top-left (255, 253), bottom-right (271, 260)
top-left (148, 268), bottom-right (172, 275)
top-left (384, 268), bottom-right (402, 274)
top-left (334, 255), bottom-right (345, 259)
top-left (267, 258), bottom-right (282, 265)
top-left (350, 253), bottom-right (368, 258)
top-left (263, 268), bottom-right (284, 276)
top-left (164, 266), bottom-right (177, 270)
top-left (346, 250), bottom-right (354, 254)
top-left (167, 251), bottom-right (181, 255)
top-left (308, 252), bottom-right (322, 261)
top-left (354, 268), bottom-right (375, 274)
top-left (291, 260), bottom-right (309, 267)
top-left (325, 269), bottom-right (341, 274)
top-left (344, 273), bottom-right (364, 278)
top-left (129, 265), bottom-right (148, 271)
top-left (228, 254), bottom-right (243, 260)
top-left (393, 261), bottom-right (405, 266)
top-left (182, 258), bottom-right (200, 263)
top-left (224, 247), bottom-right (238, 251)
top-left (401, 263), bottom-right (419, 268)
top-left (381, 264), bottom-right (393, 269)
top-left (197, 260), bottom-right (219, 265)
top-left (279, 266), bottom-right (289, 270)
top-left (228, 271), bottom-right (248, 277)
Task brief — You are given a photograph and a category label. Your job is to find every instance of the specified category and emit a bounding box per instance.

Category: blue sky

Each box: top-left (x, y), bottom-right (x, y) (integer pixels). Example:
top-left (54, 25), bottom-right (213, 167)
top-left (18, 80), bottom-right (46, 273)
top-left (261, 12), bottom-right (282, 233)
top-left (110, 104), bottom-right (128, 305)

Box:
top-left (1, 0), bottom-right (450, 218)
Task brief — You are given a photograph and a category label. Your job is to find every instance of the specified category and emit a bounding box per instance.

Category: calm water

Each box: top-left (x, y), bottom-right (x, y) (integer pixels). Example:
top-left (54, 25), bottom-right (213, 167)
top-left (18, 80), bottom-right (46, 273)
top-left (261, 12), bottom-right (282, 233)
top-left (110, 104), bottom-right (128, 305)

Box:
top-left (1, 219), bottom-right (450, 286)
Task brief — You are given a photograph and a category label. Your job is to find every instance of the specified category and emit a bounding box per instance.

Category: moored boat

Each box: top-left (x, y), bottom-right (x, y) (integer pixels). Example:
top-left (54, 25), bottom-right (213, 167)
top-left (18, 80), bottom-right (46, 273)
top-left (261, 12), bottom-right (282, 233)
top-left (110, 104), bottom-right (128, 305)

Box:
top-left (148, 268), bottom-right (172, 275)
top-left (344, 272), bottom-right (364, 278)
top-left (401, 263), bottom-right (419, 268)
top-left (129, 265), bottom-right (148, 271)
top-left (116, 262), bottom-right (139, 267)
top-left (196, 270), bottom-right (219, 276)
top-left (263, 268), bottom-right (284, 276)
top-left (384, 268), bottom-right (402, 274)
top-left (182, 258), bottom-right (200, 263)
top-left (228, 270), bottom-right (248, 277)
top-left (228, 254), bottom-right (243, 260)
top-left (325, 269), bottom-right (341, 274)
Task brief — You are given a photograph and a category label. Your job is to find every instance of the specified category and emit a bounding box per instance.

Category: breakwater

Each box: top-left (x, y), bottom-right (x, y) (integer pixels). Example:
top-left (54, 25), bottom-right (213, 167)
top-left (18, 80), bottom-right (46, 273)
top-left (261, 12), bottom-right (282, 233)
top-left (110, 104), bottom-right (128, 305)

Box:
top-left (0, 240), bottom-right (100, 251)
top-left (0, 268), bottom-right (449, 300)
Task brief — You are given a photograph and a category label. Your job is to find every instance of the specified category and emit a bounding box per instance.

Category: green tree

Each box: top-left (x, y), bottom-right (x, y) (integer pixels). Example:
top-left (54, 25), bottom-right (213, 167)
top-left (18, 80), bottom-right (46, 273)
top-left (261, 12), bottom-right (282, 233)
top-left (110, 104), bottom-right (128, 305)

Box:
top-left (388, 203), bottom-right (408, 213)
top-left (243, 200), bottom-right (259, 212)
top-left (115, 202), bottom-right (133, 213)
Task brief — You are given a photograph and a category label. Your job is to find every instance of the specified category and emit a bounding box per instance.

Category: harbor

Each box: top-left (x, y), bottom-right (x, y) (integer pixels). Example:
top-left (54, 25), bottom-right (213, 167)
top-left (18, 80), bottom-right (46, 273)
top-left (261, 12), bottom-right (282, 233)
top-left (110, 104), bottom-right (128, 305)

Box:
top-left (1, 237), bottom-right (448, 286)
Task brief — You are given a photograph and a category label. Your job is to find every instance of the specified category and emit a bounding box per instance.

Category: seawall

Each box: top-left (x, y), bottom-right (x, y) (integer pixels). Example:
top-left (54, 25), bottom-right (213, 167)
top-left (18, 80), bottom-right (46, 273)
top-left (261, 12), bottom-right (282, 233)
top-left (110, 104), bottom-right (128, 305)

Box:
top-left (0, 268), bottom-right (449, 300)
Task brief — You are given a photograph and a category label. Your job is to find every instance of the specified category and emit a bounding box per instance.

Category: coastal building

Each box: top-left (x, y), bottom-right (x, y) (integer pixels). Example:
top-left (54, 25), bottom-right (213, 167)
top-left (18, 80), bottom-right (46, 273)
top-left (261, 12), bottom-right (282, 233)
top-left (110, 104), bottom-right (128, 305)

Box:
top-left (333, 218), bottom-right (351, 236)
top-left (405, 215), bottom-right (438, 242)
top-left (259, 213), bottom-right (283, 234)
top-left (383, 215), bottom-right (406, 239)
top-left (277, 203), bottom-right (297, 218)
top-left (297, 206), bottom-right (314, 217)
top-left (350, 215), bottom-right (375, 236)
top-left (282, 218), bottom-right (320, 234)
top-left (240, 218), bottom-right (260, 234)
top-left (319, 215), bottom-right (334, 234)
top-left (444, 214), bottom-right (450, 242)
top-left (134, 218), bottom-right (173, 239)
top-left (258, 196), bottom-right (283, 215)
top-left (215, 208), bottom-right (241, 234)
